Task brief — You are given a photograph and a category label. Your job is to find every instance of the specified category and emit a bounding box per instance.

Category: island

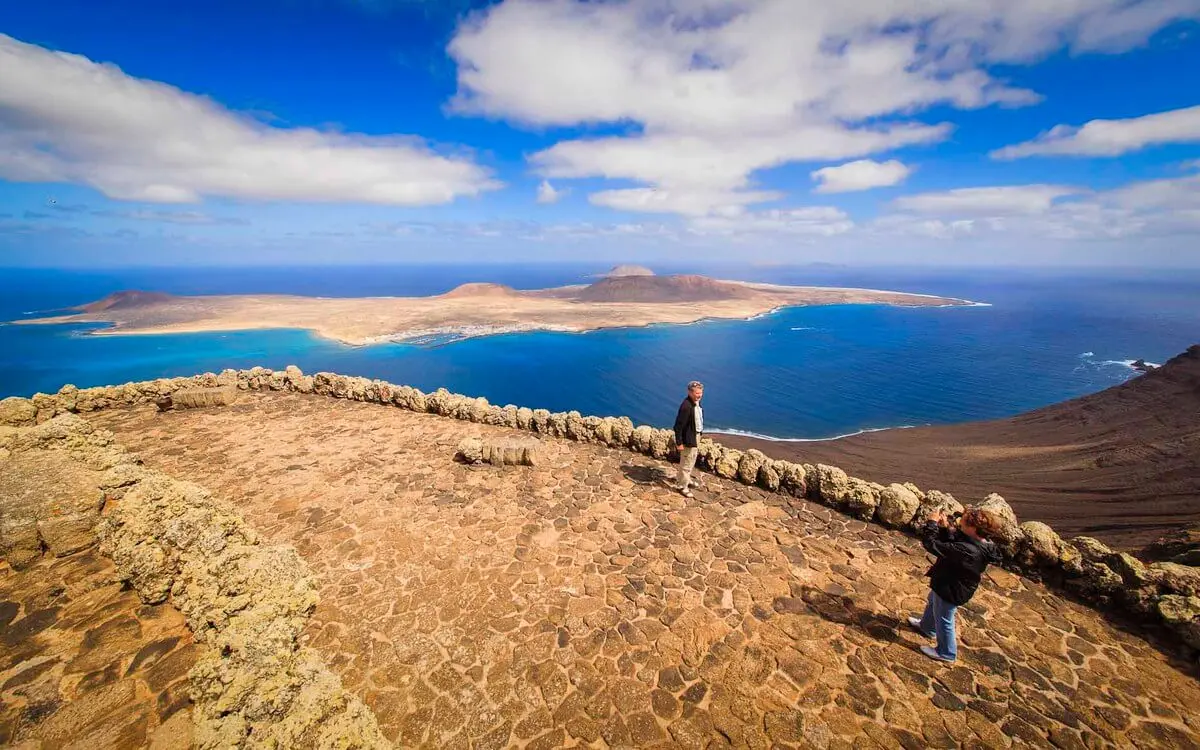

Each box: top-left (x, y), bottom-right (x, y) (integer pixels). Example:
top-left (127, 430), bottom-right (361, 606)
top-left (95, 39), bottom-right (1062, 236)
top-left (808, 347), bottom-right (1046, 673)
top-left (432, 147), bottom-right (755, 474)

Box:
top-left (15, 271), bottom-right (972, 346)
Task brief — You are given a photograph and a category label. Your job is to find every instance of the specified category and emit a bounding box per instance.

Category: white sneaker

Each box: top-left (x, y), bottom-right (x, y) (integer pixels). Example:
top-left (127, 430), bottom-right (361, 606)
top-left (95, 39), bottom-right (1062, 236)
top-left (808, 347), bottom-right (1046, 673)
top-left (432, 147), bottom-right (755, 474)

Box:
top-left (907, 617), bottom-right (933, 638)
top-left (920, 645), bottom-right (955, 663)
top-left (679, 486), bottom-right (694, 498)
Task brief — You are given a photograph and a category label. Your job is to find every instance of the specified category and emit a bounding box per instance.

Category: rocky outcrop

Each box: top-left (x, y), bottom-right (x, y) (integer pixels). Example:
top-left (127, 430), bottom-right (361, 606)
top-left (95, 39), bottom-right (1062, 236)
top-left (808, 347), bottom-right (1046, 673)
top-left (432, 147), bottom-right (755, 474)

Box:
top-left (14, 365), bottom-right (1200, 661)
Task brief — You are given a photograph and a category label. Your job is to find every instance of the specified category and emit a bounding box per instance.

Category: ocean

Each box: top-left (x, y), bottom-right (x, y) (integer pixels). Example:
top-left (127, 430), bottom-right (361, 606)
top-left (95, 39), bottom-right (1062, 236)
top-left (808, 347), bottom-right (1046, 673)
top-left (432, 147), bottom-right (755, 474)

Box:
top-left (2, 264), bottom-right (1197, 440)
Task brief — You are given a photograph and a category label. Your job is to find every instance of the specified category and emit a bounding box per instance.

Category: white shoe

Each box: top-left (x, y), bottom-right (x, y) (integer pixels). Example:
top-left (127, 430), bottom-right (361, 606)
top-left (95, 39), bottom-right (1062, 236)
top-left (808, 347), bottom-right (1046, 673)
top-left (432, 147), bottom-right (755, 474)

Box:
top-left (920, 645), bottom-right (955, 663)
top-left (907, 617), bottom-right (933, 638)
top-left (679, 486), bottom-right (694, 498)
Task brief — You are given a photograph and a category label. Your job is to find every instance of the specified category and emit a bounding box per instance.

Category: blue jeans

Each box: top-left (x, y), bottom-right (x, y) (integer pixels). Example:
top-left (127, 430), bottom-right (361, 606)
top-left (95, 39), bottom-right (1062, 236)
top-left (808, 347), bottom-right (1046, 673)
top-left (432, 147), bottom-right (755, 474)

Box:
top-left (918, 590), bottom-right (958, 661)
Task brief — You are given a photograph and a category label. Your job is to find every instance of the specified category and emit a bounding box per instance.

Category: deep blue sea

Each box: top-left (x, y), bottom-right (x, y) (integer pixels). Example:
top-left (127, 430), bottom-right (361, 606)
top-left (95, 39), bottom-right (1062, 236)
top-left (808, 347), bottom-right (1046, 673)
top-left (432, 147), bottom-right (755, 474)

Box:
top-left (2, 264), bottom-right (1197, 439)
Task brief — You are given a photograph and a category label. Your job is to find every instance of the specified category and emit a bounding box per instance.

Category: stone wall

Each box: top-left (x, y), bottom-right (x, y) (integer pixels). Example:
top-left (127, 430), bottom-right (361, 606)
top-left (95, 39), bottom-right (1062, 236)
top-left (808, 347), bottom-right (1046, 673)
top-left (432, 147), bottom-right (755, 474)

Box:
top-left (0, 409), bottom-right (391, 749)
top-left (3, 365), bottom-right (1197, 660)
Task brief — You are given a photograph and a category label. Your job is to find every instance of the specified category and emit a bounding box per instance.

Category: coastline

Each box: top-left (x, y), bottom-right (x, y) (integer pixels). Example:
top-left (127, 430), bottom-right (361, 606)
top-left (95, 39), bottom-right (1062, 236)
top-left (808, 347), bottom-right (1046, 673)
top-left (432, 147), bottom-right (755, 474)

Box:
top-left (13, 282), bottom-right (980, 347)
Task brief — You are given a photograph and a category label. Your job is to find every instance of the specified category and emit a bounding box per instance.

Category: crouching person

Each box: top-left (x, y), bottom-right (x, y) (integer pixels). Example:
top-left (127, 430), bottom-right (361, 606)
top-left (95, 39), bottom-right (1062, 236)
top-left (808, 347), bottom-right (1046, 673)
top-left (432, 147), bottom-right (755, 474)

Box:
top-left (909, 507), bottom-right (1004, 663)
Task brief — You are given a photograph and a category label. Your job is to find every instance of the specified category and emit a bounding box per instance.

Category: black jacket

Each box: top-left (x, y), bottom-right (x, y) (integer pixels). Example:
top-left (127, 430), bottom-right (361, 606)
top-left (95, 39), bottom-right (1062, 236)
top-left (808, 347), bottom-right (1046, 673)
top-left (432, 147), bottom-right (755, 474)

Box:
top-left (921, 522), bottom-right (1002, 606)
top-left (673, 397), bottom-right (702, 448)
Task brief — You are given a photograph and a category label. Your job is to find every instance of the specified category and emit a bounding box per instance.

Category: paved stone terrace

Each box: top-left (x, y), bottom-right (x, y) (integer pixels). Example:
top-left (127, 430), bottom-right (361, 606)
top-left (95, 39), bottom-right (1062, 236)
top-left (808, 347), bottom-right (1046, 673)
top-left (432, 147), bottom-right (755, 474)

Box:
top-left (0, 549), bottom-right (197, 748)
top-left (92, 393), bottom-right (1200, 750)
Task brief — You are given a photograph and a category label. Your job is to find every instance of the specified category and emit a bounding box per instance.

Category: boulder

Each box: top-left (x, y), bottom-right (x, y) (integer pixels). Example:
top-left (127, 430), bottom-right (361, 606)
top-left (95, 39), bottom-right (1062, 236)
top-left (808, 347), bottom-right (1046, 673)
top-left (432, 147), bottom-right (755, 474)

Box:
top-left (1157, 595), bottom-right (1200, 625)
top-left (777, 462), bottom-right (807, 498)
top-left (609, 417), bottom-right (634, 448)
top-left (631, 426), bottom-right (655, 455)
top-left (1072, 536), bottom-right (1114, 564)
top-left (714, 448), bottom-right (742, 480)
top-left (0, 397), bottom-right (37, 427)
top-left (843, 480), bottom-right (881, 521)
top-left (758, 460), bottom-right (781, 492)
top-left (738, 450), bottom-right (768, 486)
top-left (516, 407), bottom-right (535, 431)
top-left (456, 437), bottom-right (485, 464)
top-left (877, 484), bottom-right (921, 528)
top-left (911, 490), bottom-right (963, 530)
top-left (977, 493), bottom-right (1021, 546)
top-left (546, 412), bottom-right (568, 437)
top-left (1018, 521), bottom-right (1079, 568)
top-left (649, 428), bottom-right (674, 459)
top-left (1151, 562), bottom-right (1200, 597)
top-left (283, 365), bottom-right (314, 394)
top-left (531, 409), bottom-right (551, 433)
top-left (814, 464), bottom-right (852, 508)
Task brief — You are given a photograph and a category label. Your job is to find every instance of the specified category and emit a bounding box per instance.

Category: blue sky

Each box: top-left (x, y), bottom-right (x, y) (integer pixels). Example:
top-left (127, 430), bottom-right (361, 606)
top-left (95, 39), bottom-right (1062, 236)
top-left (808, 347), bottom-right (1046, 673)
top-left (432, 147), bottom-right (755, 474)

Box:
top-left (2, 0), bottom-right (1200, 267)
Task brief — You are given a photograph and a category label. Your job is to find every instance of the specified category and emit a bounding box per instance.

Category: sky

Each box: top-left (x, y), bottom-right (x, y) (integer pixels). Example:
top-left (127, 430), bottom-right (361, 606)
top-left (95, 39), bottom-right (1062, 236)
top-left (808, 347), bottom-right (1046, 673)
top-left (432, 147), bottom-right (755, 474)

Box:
top-left (2, 0), bottom-right (1200, 268)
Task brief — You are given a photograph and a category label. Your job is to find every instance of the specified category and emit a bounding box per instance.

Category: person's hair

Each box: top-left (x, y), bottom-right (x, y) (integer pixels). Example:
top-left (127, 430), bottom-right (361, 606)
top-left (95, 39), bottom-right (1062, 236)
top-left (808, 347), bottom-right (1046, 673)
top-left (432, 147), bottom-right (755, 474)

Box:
top-left (687, 381), bottom-right (704, 390)
top-left (962, 508), bottom-right (1006, 540)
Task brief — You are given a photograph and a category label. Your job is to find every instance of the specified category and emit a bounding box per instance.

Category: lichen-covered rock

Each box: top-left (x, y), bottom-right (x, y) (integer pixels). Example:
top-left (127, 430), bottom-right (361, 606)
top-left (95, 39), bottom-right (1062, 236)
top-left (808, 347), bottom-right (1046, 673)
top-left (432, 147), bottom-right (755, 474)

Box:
top-left (911, 490), bottom-right (963, 530)
top-left (697, 440), bottom-right (721, 471)
top-left (456, 437), bottom-right (485, 464)
top-left (1109, 552), bottom-right (1152, 587)
top-left (715, 448), bottom-right (742, 480)
top-left (581, 415), bottom-right (604, 443)
top-left (814, 464), bottom-right (852, 508)
top-left (31, 392), bottom-right (63, 423)
top-left (546, 412), bottom-right (569, 437)
top-left (591, 416), bottom-right (613, 445)
top-left (531, 409), bottom-right (551, 433)
top-left (564, 411), bottom-right (587, 441)
top-left (630, 425), bottom-right (655, 455)
top-left (283, 365), bottom-right (314, 394)
top-left (843, 480), bottom-right (881, 521)
top-left (978, 493), bottom-right (1022, 546)
top-left (648, 429), bottom-right (674, 459)
top-left (515, 406), bottom-right (535, 430)
top-left (877, 484), bottom-right (921, 528)
top-left (1151, 562), bottom-right (1200, 597)
top-left (738, 450), bottom-right (768, 486)
top-left (758, 460), bottom-right (781, 492)
top-left (777, 461), bottom-right (807, 498)
top-left (0, 397), bottom-right (37, 427)
top-left (608, 416), bottom-right (634, 448)
top-left (1019, 522), bottom-right (1079, 568)
top-left (1157, 595), bottom-right (1200, 625)
top-left (425, 388), bottom-right (455, 416)
top-left (1073, 536), bottom-right (1114, 564)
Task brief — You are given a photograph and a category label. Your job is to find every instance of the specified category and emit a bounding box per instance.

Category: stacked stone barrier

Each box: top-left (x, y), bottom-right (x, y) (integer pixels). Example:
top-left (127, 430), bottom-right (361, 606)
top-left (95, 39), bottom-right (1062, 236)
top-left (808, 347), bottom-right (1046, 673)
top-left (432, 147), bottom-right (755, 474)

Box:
top-left (2, 364), bottom-right (1197, 660)
top-left (0, 409), bottom-right (390, 748)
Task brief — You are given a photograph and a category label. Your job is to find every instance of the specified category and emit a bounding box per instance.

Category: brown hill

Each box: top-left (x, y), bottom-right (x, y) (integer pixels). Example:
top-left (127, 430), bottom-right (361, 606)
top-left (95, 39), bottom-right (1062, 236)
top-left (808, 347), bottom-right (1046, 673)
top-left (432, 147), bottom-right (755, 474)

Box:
top-left (721, 344), bottom-right (1200, 550)
top-left (438, 282), bottom-right (519, 299)
top-left (576, 274), bottom-right (758, 303)
top-left (79, 290), bottom-right (174, 312)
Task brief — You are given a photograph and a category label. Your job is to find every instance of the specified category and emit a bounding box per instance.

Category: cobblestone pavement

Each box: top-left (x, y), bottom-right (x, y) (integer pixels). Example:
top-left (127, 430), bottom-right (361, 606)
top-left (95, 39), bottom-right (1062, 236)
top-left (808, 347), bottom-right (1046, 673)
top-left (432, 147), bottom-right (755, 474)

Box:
top-left (93, 393), bottom-right (1200, 749)
top-left (0, 549), bottom-right (198, 748)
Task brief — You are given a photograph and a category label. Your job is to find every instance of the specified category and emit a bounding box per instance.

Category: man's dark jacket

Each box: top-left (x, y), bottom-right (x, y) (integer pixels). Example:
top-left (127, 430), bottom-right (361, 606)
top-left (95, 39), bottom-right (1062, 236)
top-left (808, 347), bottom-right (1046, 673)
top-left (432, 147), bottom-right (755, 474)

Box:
top-left (673, 397), bottom-right (701, 448)
top-left (920, 523), bottom-right (1002, 606)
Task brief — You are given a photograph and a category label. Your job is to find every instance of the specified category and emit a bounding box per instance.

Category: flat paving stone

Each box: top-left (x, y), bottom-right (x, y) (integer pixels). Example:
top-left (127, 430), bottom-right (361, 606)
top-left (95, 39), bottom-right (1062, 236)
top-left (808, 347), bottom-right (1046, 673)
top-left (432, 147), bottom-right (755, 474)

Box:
top-left (93, 392), bottom-right (1200, 749)
top-left (0, 548), bottom-right (197, 749)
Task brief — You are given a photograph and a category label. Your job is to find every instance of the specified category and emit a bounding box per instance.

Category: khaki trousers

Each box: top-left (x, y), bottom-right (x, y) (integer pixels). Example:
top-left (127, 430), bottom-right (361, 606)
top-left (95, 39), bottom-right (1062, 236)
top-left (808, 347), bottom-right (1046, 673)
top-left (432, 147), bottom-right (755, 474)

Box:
top-left (677, 446), bottom-right (699, 488)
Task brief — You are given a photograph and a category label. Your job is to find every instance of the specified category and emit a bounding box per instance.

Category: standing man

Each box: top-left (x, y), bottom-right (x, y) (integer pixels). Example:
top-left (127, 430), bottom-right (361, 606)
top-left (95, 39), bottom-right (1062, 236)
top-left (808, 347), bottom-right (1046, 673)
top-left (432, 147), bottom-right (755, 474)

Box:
top-left (673, 380), bottom-right (704, 497)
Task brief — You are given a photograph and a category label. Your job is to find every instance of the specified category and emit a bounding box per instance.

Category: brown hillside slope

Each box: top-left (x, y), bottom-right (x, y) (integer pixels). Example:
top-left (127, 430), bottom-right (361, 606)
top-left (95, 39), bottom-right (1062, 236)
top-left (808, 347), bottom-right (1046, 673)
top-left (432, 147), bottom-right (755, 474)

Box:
top-left (722, 345), bottom-right (1200, 550)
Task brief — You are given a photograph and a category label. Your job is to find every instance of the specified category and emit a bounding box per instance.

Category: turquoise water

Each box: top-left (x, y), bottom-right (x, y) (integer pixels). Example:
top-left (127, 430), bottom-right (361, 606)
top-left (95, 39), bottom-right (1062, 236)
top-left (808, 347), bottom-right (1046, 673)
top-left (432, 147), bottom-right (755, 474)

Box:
top-left (2, 265), bottom-right (1197, 439)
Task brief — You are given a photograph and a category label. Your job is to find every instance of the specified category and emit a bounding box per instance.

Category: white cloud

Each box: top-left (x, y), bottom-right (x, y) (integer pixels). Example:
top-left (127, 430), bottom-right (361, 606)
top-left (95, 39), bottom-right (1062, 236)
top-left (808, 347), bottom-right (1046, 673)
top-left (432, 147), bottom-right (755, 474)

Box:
top-left (811, 160), bottom-right (911, 193)
top-left (690, 206), bottom-right (854, 236)
top-left (449, 0), bottom-right (1198, 216)
top-left (880, 175), bottom-right (1200, 241)
top-left (893, 185), bottom-right (1084, 216)
top-left (993, 104), bottom-right (1200, 159)
top-left (536, 179), bottom-right (565, 204)
top-left (0, 34), bottom-right (499, 205)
